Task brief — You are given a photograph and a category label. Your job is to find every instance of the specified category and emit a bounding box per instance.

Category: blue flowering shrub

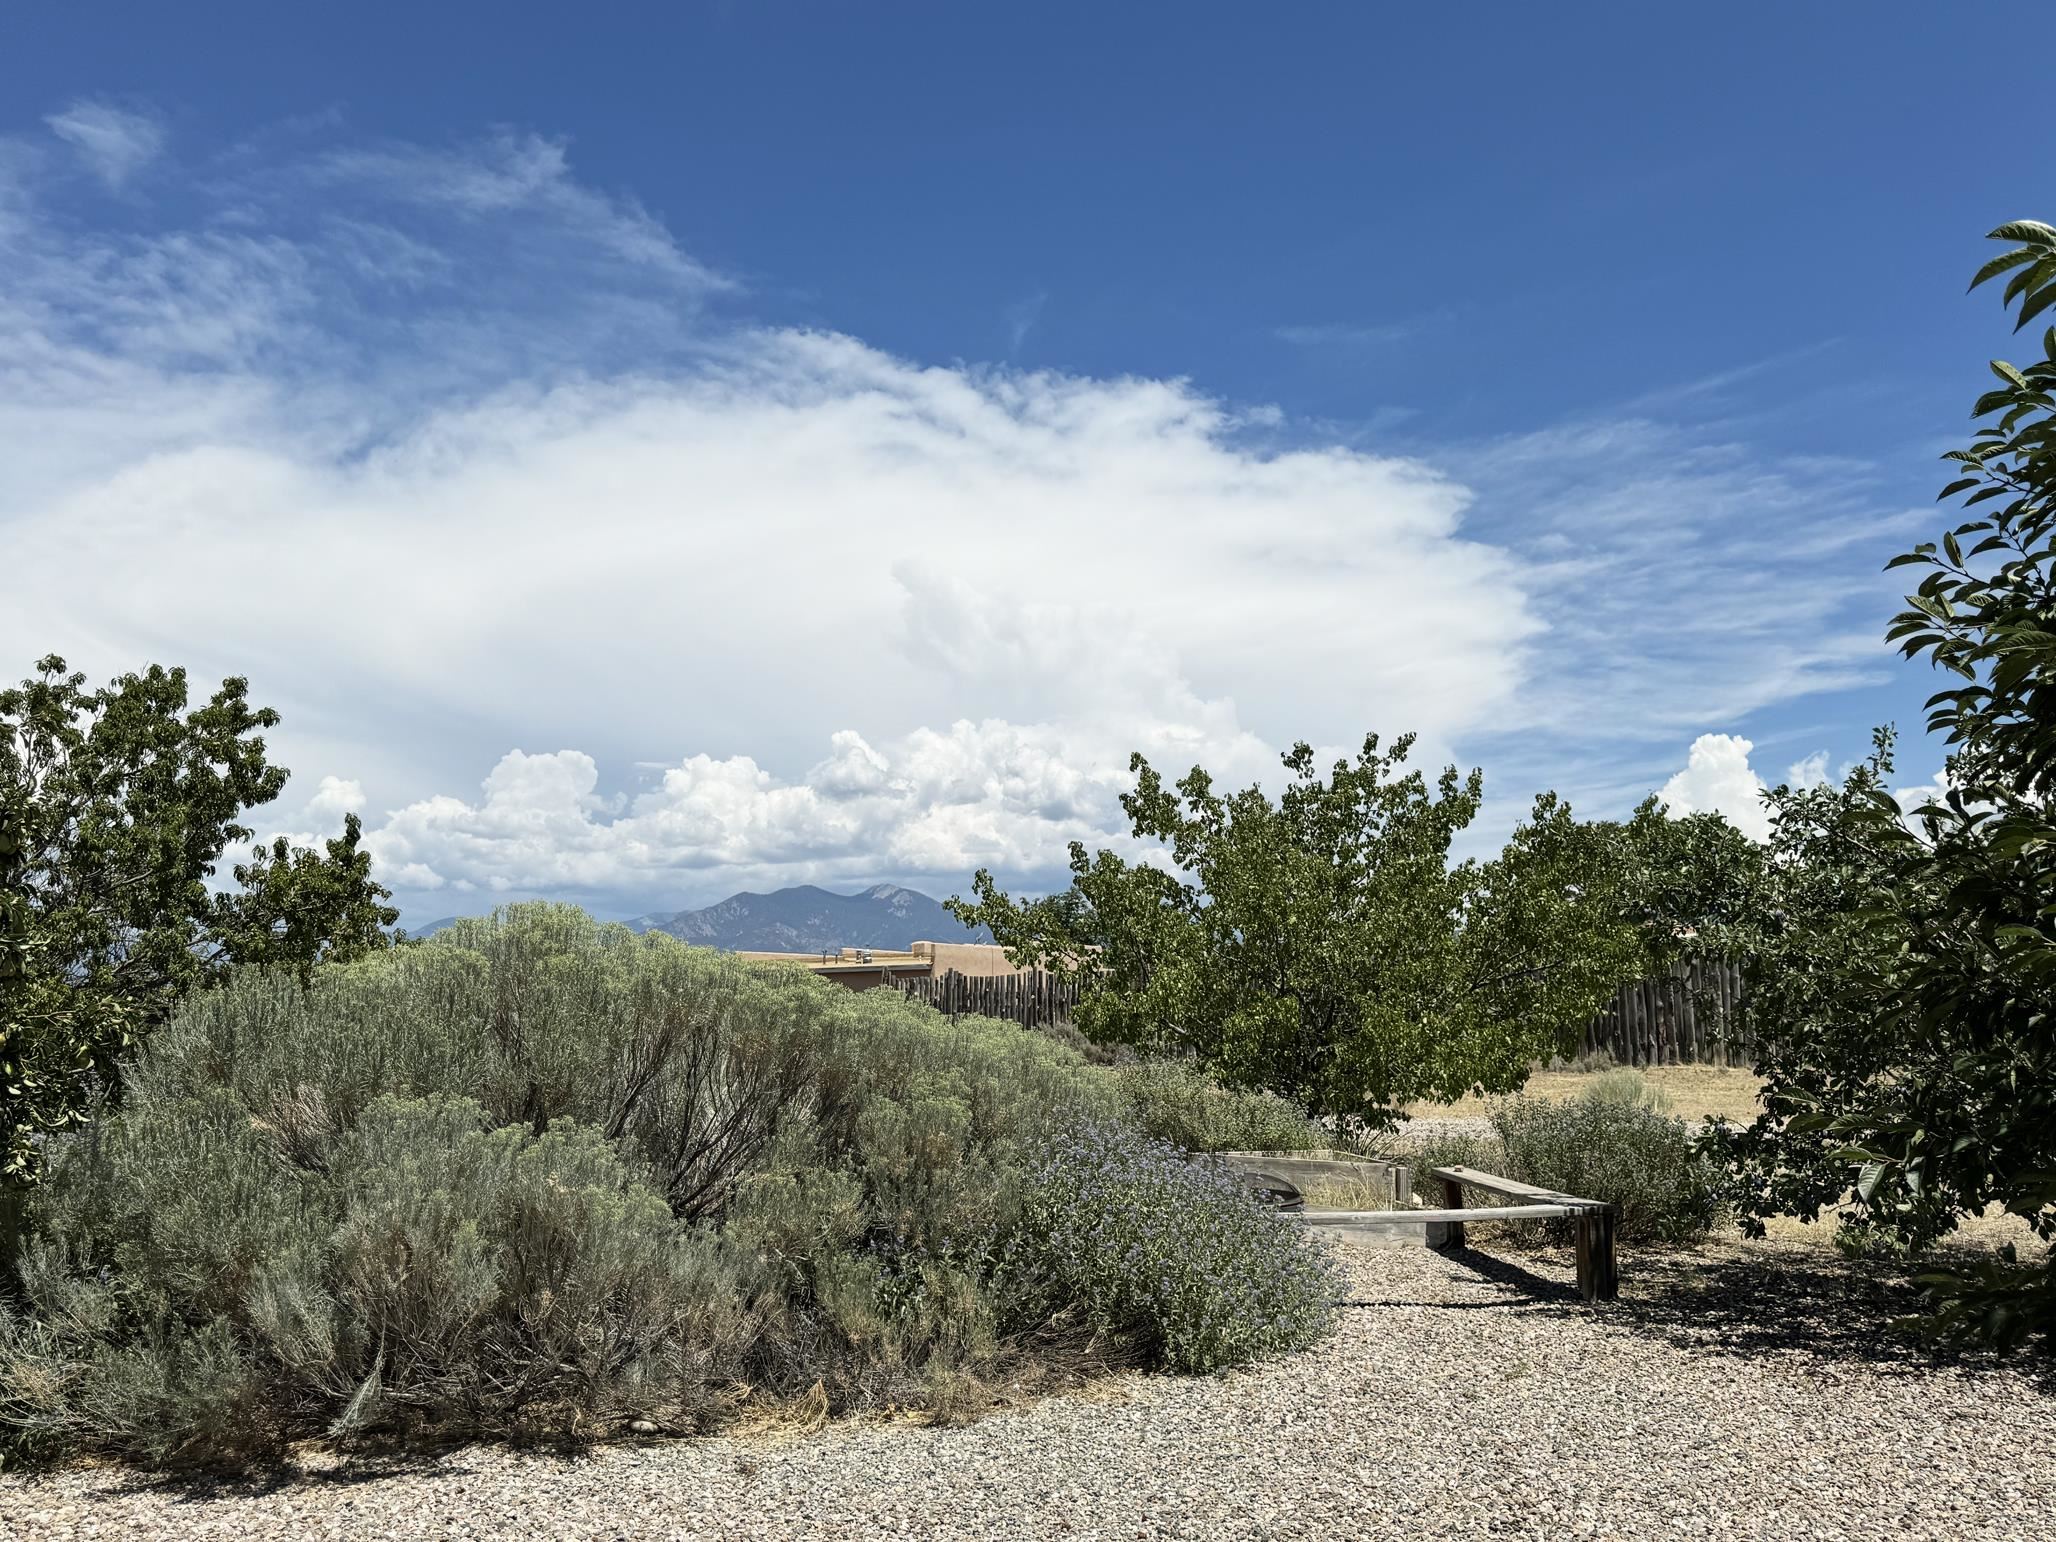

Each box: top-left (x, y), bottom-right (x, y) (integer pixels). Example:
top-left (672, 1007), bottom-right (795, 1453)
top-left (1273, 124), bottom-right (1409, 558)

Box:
top-left (1005, 1121), bottom-right (1341, 1374)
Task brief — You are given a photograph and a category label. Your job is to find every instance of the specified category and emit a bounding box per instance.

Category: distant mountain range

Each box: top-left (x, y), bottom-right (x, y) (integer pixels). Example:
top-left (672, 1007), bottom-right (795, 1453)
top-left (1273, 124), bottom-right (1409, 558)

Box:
top-left (412, 883), bottom-right (991, 954)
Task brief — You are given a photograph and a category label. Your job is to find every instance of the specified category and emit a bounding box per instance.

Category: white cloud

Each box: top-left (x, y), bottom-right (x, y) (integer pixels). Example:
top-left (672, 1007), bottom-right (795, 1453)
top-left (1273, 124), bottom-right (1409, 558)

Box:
top-left (1892, 766), bottom-right (1956, 814)
top-left (0, 107), bottom-right (1911, 916)
top-left (305, 775), bottom-right (367, 821)
top-left (1645, 739), bottom-right (1963, 848)
top-left (356, 718), bottom-right (1165, 897)
top-left (45, 101), bottom-right (164, 189)
top-left (1458, 418), bottom-right (1908, 748)
top-left (312, 130), bottom-right (730, 292)
top-left (1657, 733), bottom-right (1771, 840)
top-left (1003, 290), bottom-right (1046, 354)
top-left (1786, 750), bottom-right (1831, 790)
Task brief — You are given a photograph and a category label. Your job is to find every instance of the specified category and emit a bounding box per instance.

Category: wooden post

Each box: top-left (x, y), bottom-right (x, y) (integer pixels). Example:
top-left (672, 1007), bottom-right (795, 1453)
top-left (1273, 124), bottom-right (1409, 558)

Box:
top-left (1433, 1173), bottom-right (1466, 1251)
top-left (1574, 1206), bottom-right (1619, 1303)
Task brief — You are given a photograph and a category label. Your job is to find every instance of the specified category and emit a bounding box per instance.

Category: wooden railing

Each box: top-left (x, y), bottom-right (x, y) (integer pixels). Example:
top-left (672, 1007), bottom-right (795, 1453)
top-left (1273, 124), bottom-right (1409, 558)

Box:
top-left (1296, 1162), bottom-right (1619, 1303)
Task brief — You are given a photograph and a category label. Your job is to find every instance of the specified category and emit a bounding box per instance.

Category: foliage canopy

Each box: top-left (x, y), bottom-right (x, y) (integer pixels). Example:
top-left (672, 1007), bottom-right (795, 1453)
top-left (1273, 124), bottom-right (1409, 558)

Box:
top-left (1709, 222), bottom-right (2056, 1348)
top-left (949, 734), bottom-right (1693, 1130)
top-left (0, 655), bottom-right (397, 1190)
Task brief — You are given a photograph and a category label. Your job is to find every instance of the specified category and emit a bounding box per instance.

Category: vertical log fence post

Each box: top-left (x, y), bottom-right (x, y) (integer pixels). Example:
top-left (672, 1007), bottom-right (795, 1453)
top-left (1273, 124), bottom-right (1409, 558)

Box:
top-left (1574, 1204), bottom-right (1620, 1303)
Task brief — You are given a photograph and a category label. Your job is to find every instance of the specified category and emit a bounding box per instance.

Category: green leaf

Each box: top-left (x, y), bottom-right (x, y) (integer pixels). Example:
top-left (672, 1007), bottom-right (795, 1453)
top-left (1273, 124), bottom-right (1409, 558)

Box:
top-left (1987, 219), bottom-right (2056, 245)
top-left (2017, 283), bottom-right (2056, 330)
top-left (1969, 246), bottom-right (2041, 291)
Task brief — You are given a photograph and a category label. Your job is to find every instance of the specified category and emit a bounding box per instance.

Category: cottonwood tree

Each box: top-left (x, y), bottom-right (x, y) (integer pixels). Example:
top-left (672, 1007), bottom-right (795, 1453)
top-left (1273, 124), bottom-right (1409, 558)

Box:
top-left (1, 656), bottom-right (398, 1194)
top-left (950, 734), bottom-right (1652, 1133)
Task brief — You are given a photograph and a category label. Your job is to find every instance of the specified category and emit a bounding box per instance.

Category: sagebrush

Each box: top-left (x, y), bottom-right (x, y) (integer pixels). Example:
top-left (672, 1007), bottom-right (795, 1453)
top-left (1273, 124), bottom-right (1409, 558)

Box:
top-left (1403, 1076), bottom-right (1724, 1245)
top-left (1114, 1058), bottom-right (1329, 1154)
top-left (0, 904), bottom-right (1339, 1467)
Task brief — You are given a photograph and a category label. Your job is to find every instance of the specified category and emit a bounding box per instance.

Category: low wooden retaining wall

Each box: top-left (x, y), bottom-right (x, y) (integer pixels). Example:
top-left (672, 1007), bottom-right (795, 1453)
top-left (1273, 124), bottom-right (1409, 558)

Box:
top-left (1214, 1150), bottom-right (1409, 1206)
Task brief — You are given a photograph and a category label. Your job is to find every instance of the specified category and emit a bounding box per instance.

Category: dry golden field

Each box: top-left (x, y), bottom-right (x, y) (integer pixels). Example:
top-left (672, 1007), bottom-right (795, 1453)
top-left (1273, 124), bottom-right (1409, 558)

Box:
top-left (1407, 1062), bottom-right (1765, 1125)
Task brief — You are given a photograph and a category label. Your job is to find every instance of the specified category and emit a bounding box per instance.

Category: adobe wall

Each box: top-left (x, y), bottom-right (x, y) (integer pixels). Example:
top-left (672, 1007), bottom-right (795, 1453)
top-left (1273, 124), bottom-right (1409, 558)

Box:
top-left (909, 940), bottom-right (1023, 977)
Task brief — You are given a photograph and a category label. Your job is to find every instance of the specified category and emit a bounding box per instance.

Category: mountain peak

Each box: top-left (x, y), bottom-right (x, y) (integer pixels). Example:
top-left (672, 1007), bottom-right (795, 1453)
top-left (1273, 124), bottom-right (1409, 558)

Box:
top-left (633, 883), bottom-right (988, 953)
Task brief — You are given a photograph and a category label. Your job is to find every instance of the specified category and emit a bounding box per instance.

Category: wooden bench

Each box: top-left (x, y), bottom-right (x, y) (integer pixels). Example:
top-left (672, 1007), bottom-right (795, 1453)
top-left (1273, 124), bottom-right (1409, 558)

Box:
top-left (1296, 1163), bottom-right (1619, 1303)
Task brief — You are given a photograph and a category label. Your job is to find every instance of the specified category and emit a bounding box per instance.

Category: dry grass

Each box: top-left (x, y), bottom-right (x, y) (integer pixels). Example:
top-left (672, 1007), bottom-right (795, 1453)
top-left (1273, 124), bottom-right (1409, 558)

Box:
top-left (1761, 1204), bottom-right (2051, 1263)
top-left (1407, 1062), bottom-right (1765, 1125)
top-left (1297, 1174), bottom-right (1404, 1212)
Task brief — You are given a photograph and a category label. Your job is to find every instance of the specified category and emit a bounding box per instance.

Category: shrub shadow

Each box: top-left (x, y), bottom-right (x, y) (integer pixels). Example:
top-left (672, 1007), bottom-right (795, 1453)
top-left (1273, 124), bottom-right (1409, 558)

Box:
top-left (94, 1448), bottom-right (486, 1504)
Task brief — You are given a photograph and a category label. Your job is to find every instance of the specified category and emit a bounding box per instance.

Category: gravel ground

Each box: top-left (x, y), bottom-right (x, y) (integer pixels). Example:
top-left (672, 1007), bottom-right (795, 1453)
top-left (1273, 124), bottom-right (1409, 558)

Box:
top-left (5, 1237), bottom-right (2051, 1541)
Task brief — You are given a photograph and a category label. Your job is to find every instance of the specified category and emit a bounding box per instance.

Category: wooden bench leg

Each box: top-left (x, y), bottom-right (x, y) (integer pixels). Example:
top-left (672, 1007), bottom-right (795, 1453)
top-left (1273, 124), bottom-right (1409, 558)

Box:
top-left (1433, 1174), bottom-right (1466, 1251)
top-left (1575, 1208), bottom-right (1619, 1303)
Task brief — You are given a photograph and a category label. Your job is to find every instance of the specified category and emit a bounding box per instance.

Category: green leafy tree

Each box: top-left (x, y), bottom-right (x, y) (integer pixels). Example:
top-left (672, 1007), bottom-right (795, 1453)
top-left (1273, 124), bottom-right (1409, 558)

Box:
top-left (1710, 222), bottom-right (2056, 1348)
top-left (1612, 799), bottom-right (1764, 973)
top-left (0, 655), bottom-right (398, 1194)
top-left (949, 734), bottom-right (1648, 1133)
top-left (1701, 731), bottom-right (1931, 1237)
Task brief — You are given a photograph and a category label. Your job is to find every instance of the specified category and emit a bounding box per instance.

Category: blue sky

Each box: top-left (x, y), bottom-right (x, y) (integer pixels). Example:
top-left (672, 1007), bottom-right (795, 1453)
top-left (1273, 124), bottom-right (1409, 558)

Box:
top-left (3, 6), bottom-right (2048, 923)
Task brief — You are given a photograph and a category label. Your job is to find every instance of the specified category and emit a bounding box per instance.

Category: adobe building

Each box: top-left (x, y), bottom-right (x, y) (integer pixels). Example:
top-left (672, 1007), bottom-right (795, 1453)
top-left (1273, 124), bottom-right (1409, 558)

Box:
top-left (734, 939), bottom-right (1022, 991)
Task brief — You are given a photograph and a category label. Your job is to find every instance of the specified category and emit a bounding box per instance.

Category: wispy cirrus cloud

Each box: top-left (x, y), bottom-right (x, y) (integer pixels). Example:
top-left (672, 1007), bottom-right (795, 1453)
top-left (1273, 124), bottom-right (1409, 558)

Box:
top-left (1271, 319), bottom-right (1416, 348)
top-left (310, 129), bottom-right (732, 292)
top-left (1003, 289), bottom-right (1046, 354)
top-left (44, 100), bottom-right (165, 189)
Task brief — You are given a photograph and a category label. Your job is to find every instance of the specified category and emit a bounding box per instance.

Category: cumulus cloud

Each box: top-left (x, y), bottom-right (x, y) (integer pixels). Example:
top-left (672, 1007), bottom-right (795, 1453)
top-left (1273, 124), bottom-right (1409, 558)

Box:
top-left (1892, 766), bottom-right (1957, 814)
top-left (1, 116), bottom-right (1542, 911)
top-left (305, 775), bottom-right (367, 821)
top-left (45, 100), bottom-right (164, 188)
top-left (1657, 733), bottom-right (1771, 840)
top-left (357, 717), bottom-right (1171, 898)
top-left (0, 105), bottom-right (1908, 916)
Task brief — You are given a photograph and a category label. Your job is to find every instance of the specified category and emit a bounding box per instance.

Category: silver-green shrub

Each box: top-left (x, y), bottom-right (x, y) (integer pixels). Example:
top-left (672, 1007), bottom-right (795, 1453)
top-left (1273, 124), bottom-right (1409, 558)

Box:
top-left (1402, 1080), bottom-right (1721, 1245)
top-left (1574, 1067), bottom-right (1675, 1117)
top-left (1, 1090), bottom-right (758, 1464)
top-left (1486, 1087), bottom-right (1725, 1244)
top-left (1403, 1126), bottom-right (1508, 1202)
top-left (1, 904), bottom-right (1340, 1467)
top-left (1114, 1058), bottom-right (1328, 1153)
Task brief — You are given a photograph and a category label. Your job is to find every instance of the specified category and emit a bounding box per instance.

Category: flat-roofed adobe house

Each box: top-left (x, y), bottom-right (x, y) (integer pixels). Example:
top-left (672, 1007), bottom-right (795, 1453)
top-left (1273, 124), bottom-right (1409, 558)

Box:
top-left (734, 939), bottom-right (1024, 991)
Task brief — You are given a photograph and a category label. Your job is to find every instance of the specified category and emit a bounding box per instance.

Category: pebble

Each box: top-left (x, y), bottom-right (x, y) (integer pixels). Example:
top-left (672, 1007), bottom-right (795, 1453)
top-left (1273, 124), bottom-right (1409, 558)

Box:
top-left (3, 1238), bottom-right (2050, 1540)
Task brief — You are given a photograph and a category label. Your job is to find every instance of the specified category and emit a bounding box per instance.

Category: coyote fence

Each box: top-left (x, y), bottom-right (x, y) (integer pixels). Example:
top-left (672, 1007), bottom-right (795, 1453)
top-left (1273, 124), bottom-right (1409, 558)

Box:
top-left (899, 967), bottom-right (1081, 1031)
top-left (899, 959), bottom-right (1748, 1066)
top-left (1578, 957), bottom-right (1749, 1067)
